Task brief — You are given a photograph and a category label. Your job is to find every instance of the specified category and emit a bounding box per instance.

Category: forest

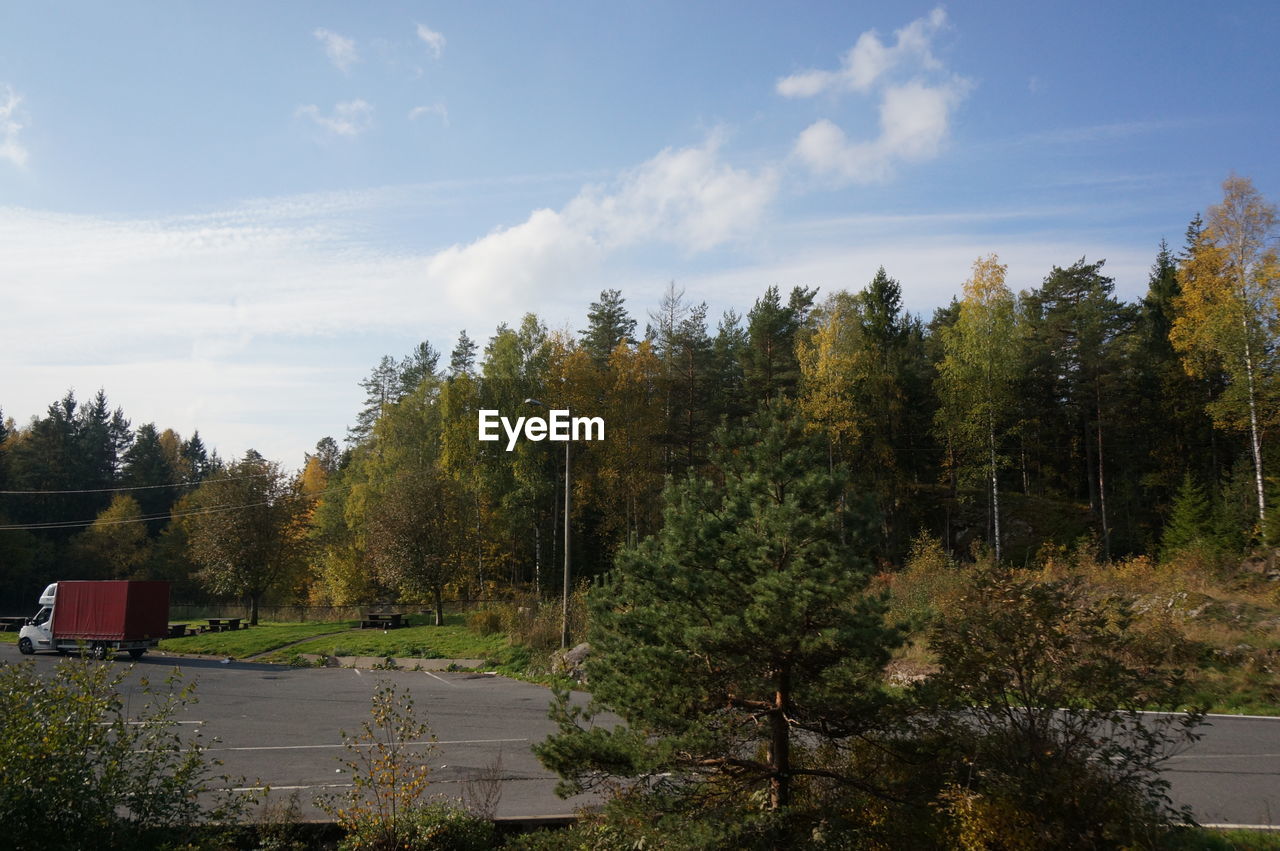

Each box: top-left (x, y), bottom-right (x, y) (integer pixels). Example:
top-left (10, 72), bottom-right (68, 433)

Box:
top-left (0, 175), bottom-right (1275, 615)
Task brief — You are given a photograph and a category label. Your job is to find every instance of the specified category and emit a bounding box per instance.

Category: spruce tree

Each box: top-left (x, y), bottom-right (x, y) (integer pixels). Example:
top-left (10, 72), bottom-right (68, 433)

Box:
top-left (536, 402), bottom-right (899, 812)
top-left (1160, 471), bottom-right (1213, 561)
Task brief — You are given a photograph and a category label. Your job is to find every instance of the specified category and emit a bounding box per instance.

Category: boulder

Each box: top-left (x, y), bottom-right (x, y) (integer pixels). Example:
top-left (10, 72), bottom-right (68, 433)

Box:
top-left (552, 642), bottom-right (591, 682)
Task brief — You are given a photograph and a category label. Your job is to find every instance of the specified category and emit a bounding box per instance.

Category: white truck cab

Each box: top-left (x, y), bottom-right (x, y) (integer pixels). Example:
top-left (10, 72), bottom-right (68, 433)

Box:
top-left (17, 583), bottom-right (57, 655)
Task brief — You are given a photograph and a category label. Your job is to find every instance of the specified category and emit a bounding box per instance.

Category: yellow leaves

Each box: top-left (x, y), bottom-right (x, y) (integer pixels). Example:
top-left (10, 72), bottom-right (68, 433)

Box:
top-left (1171, 174), bottom-right (1280, 415)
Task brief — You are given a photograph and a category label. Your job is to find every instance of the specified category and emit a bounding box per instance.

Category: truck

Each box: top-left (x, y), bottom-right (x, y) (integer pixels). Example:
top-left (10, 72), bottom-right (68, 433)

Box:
top-left (16, 580), bottom-right (170, 660)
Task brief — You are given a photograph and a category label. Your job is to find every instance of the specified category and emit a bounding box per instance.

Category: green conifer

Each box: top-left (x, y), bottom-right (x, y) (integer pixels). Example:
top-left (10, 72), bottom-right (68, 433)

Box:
top-left (536, 402), bottom-right (900, 814)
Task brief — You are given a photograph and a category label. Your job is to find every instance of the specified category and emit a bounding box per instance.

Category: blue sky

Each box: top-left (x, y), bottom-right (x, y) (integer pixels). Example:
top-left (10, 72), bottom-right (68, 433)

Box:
top-left (2, 2), bottom-right (1277, 465)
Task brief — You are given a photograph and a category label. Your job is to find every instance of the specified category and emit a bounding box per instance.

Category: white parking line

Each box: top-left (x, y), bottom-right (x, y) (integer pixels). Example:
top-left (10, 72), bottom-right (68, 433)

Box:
top-left (206, 737), bottom-right (528, 752)
top-left (1168, 753), bottom-right (1280, 760)
top-left (423, 670), bottom-right (456, 687)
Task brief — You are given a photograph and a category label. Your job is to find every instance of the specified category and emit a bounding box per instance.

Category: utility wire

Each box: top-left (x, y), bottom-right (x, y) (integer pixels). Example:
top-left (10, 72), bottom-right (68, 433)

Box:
top-left (0, 481), bottom-right (360, 533)
top-left (0, 470), bottom-right (279, 496)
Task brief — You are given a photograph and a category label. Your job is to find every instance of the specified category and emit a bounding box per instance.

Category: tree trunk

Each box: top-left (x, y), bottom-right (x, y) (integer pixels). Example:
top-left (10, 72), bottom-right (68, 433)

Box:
top-left (990, 426), bottom-right (1002, 563)
top-left (1243, 333), bottom-right (1268, 540)
top-left (432, 585), bottom-right (444, 627)
top-left (1096, 382), bottom-right (1111, 560)
top-left (1020, 436), bottom-right (1029, 496)
top-left (768, 667), bottom-right (792, 810)
top-left (534, 524), bottom-right (541, 592)
top-left (249, 593), bottom-right (260, 626)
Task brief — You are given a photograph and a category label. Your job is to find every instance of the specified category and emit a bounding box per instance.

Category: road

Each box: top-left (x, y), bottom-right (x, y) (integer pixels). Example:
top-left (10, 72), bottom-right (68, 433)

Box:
top-left (6, 647), bottom-right (1280, 826)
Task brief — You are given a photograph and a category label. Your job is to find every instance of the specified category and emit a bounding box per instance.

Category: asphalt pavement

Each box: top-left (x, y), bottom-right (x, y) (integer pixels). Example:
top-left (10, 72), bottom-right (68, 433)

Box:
top-left (6, 647), bottom-right (1280, 827)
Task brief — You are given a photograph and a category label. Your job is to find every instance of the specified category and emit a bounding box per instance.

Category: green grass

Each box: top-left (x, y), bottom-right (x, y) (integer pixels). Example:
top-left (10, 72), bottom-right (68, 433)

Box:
top-left (0, 631), bottom-right (17, 644)
top-left (158, 620), bottom-right (358, 659)
top-left (1163, 828), bottom-right (1280, 849)
top-left (259, 612), bottom-right (509, 664)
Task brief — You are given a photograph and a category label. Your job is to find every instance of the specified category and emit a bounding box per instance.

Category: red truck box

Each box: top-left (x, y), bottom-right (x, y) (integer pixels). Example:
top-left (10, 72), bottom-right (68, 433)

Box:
top-left (50, 581), bottom-right (170, 641)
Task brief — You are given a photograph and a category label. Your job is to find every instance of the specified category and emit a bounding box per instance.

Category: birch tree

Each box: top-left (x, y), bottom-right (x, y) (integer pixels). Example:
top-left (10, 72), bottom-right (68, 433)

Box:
top-left (935, 255), bottom-right (1022, 561)
top-left (1171, 175), bottom-right (1279, 540)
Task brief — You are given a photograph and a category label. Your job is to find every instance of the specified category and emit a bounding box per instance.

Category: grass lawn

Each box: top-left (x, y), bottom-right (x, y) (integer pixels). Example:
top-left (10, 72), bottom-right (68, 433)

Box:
top-left (157, 620), bottom-right (358, 658)
top-left (1165, 828), bottom-right (1280, 849)
top-left (0, 631), bottom-right (16, 644)
top-left (257, 612), bottom-right (510, 665)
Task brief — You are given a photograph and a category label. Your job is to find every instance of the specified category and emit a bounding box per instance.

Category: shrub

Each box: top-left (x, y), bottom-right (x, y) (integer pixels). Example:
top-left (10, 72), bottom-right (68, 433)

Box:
top-left (0, 658), bottom-right (247, 851)
top-left (466, 607), bottom-right (504, 636)
top-left (318, 681), bottom-right (436, 850)
top-left (922, 566), bottom-right (1205, 848)
top-left (341, 802), bottom-right (494, 851)
top-left (885, 531), bottom-right (963, 628)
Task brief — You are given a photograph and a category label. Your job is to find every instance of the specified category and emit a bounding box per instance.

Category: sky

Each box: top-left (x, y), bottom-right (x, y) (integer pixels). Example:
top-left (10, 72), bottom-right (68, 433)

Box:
top-left (2, 2), bottom-right (1278, 467)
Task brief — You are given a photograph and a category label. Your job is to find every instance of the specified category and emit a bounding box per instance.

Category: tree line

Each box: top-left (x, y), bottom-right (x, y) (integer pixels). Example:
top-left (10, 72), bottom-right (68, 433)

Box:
top-left (0, 174), bottom-right (1275, 614)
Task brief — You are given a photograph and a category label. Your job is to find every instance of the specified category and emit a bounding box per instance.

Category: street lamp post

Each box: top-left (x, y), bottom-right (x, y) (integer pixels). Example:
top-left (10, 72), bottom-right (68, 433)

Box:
top-left (525, 398), bottom-right (570, 649)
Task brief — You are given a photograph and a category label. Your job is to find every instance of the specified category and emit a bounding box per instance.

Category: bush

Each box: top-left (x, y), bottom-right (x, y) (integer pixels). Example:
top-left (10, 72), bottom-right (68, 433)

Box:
top-left (341, 802), bottom-right (494, 851)
top-left (885, 531), bottom-right (963, 628)
top-left (466, 607), bottom-right (504, 636)
top-left (493, 588), bottom-right (589, 671)
top-left (0, 657), bottom-right (246, 851)
top-left (318, 681), bottom-right (436, 850)
top-left (922, 566), bottom-right (1205, 848)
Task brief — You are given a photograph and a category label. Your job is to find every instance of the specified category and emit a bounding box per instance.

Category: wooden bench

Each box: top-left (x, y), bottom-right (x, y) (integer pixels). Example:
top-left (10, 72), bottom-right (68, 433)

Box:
top-left (205, 617), bottom-right (243, 633)
top-left (360, 612), bottom-right (404, 630)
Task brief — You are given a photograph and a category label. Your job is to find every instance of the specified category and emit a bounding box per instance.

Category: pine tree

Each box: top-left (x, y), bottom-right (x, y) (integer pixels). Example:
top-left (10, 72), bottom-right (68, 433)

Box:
top-left (1021, 257), bottom-right (1132, 557)
top-left (536, 402), bottom-right (899, 812)
top-left (399, 341), bottom-right (441, 396)
top-left (348, 356), bottom-right (401, 445)
top-left (580, 289), bottom-right (637, 365)
top-left (743, 285), bottom-right (816, 405)
top-left (448, 330), bottom-right (478, 378)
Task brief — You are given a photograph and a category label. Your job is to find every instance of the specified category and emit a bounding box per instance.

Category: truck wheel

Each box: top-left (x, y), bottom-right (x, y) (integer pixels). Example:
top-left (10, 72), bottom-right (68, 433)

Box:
top-left (128, 649), bottom-right (145, 660)
top-left (17, 637), bottom-right (34, 655)
top-left (93, 643), bottom-right (110, 661)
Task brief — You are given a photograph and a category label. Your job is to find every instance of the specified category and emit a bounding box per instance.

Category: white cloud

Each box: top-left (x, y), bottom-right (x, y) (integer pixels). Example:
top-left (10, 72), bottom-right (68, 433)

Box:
top-left (313, 27), bottom-right (359, 73)
top-left (295, 99), bottom-right (375, 136)
top-left (1, 85), bottom-right (29, 168)
top-left (0, 136), bottom-right (778, 459)
top-left (777, 7), bottom-right (946, 98)
top-left (408, 103), bottom-right (449, 125)
top-left (422, 135), bottom-right (780, 319)
top-left (567, 135), bottom-right (779, 251)
top-left (416, 23), bottom-right (446, 59)
top-left (780, 7), bottom-right (969, 185)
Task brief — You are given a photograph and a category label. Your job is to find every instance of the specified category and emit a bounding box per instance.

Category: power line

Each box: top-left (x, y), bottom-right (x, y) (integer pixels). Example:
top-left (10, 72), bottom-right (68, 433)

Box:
top-left (0, 470), bottom-right (279, 496)
top-left (0, 481), bottom-right (359, 533)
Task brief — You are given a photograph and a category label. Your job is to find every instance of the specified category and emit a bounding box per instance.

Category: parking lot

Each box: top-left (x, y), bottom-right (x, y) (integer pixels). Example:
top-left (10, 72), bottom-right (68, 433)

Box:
top-left (7, 647), bottom-right (1280, 828)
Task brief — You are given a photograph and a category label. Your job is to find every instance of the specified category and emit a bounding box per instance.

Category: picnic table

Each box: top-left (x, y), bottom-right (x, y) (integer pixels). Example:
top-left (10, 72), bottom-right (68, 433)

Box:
top-left (167, 623), bottom-right (191, 639)
top-left (205, 617), bottom-right (242, 633)
top-left (360, 612), bottom-right (405, 630)
top-left (0, 616), bottom-right (28, 632)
